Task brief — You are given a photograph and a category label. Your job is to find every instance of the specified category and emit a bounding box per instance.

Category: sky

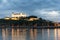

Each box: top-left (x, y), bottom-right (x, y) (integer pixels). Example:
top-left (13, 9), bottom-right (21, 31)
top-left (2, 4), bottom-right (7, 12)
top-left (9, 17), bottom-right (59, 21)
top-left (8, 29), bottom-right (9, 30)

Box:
top-left (0, 0), bottom-right (60, 22)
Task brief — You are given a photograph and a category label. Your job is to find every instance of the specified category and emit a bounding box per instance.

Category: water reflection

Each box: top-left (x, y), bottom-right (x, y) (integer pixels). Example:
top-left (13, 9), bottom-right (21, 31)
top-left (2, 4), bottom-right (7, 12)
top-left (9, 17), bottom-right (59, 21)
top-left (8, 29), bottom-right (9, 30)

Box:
top-left (1, 28), bottom-right (60, 40)
top-left (30, 29), bottom-right (37, 40)
top-left (2, 28), bottom-right (12, 40)
top-left (12, 28), bottom-right (27, 40)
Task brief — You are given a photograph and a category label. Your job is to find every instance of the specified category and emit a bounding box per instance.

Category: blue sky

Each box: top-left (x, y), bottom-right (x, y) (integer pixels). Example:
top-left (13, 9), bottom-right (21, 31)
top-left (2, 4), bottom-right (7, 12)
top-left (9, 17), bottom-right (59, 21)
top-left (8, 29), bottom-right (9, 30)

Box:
top-left (0, 0), bottom-right (60, 22)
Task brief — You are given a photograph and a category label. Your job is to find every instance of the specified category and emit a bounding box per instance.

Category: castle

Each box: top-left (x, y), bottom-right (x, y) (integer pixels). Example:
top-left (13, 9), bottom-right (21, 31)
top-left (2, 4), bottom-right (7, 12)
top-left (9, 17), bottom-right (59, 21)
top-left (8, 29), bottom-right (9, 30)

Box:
top-left (5, 12), bottom-right (27, 20)
top-left (5, 12), bottom-right (39, 21)
top-left (12, 12), bottom-right (27, 17)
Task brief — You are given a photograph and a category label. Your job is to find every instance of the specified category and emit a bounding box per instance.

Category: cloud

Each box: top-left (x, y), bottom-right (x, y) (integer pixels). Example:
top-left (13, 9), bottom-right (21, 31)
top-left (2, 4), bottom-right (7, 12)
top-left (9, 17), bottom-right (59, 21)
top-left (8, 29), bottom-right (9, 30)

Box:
top-left (0, 0), bottom-right (60, 11)
top-left (33, 9), bottom-right (60, 22)
top-left (0, 10), bottom-right (29, 18)
top-left (0, 0), bottom-right (59, 10)
top-left (0, 0), bottom-right (60, 22)
top-left (2, 0), bottom-right (8, 3)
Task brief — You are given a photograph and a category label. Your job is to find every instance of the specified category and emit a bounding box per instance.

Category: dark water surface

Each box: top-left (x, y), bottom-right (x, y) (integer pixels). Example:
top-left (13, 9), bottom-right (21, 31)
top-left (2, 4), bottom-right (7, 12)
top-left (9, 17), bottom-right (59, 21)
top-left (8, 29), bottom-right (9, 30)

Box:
top-left (0, 28), bottom-right (60, 40)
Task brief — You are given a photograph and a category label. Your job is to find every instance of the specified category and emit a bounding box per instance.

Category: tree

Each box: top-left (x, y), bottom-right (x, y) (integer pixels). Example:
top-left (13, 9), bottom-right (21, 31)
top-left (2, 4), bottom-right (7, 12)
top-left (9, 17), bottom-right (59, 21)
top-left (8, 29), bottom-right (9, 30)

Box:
top-left (28, 16), bottom-right (37, 18)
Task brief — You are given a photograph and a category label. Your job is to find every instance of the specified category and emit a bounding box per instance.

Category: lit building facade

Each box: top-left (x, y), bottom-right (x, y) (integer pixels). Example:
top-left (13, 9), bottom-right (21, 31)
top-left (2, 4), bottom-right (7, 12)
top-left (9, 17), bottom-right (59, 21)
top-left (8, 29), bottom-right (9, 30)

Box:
top-left (11, 12), bottom-right (27, 20)
top-left (5, 17), bottom-right (10, 20)
top-left (5, 12), bottom-right (27, 20)
top-left (28, 18), bottom-right (39, 21)
top-left (12, 12), bottom-right (27, 18)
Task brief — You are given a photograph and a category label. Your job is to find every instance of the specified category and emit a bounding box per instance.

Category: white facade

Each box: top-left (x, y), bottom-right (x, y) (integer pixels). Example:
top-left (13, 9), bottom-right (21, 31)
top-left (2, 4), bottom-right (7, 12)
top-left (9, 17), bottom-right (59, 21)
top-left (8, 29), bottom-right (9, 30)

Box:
top-left (12, 13), bottom-right (27, 17)
top-left (5, 17), bottom-right (10, 20)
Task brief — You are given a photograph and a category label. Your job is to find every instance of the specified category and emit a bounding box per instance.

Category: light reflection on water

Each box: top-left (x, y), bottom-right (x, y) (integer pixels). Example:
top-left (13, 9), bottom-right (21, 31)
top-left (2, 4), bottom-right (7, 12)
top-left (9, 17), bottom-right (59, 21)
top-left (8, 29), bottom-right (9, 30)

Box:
top-left (1, 28), bottom-right (60, 40)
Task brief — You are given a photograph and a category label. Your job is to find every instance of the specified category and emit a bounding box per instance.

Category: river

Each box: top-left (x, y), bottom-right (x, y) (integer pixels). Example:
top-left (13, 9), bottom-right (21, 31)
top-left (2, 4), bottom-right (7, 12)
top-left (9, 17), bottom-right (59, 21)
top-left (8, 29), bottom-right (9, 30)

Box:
top-left (0, 27), bottom-right (60, 40)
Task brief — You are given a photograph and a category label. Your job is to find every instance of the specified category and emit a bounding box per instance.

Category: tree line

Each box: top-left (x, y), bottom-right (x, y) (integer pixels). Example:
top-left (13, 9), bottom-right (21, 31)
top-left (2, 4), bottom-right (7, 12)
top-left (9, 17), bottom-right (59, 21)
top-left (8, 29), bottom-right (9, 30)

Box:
top-left (0, 16), bottom-right (54, 26)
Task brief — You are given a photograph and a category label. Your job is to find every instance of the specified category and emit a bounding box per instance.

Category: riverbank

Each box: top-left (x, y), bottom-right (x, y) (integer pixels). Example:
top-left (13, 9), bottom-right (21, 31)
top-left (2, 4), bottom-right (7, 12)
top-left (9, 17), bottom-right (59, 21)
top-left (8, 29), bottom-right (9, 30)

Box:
top-left (0, 26), bottom-right (59, 29)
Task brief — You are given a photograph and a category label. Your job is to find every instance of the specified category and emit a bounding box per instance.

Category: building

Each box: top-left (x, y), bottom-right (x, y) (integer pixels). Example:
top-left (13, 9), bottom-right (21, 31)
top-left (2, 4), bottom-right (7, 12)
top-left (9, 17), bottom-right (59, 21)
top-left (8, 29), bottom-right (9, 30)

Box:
top-left (57, 23), bottom-right (60, 26)
top-left (5, 17), bottom-right (10, 20)
top-left (11, 12), bottom-right (27, 20)
top-left (5, 12), bottom-right (27, 20)
top-left (11, 17), bottom-right (19, 20)
top-left (28, 18), bottom-right (39, 21)
top-left (28, 16), bottom-right (39, 21)
top-left (12, 12), bottom-right (27, 18)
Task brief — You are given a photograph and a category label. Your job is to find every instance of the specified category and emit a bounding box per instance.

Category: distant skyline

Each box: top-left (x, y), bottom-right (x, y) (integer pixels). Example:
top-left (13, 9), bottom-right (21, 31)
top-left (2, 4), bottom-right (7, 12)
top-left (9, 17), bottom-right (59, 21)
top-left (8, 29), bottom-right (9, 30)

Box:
top-left (0, 0), bottom-right (60, 22)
